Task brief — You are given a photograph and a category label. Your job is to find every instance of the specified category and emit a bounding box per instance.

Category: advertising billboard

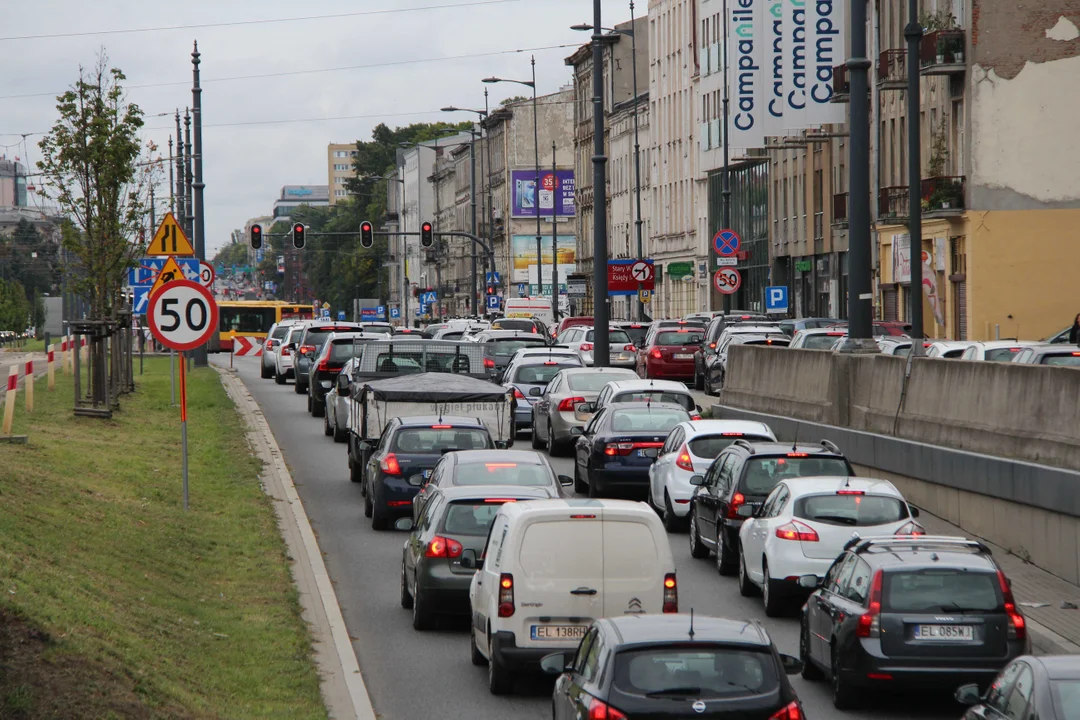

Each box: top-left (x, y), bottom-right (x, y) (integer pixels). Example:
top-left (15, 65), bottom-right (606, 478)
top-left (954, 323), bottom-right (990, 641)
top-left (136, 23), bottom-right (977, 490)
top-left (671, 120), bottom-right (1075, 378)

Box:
top-left (511, 234), bottom-right (576, 283)
top-left (511, 169), bottom-right (575, 218)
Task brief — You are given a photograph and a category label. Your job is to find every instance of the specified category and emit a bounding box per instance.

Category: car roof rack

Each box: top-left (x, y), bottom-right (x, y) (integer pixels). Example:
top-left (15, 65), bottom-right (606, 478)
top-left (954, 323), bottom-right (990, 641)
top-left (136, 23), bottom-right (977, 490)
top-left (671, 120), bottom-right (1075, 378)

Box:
top-left (848, 535), bottom-right (990, 554)
top-left (731, 438), bottom-right (757, 454)
top-left (819, 439), bottom-right (841, 453)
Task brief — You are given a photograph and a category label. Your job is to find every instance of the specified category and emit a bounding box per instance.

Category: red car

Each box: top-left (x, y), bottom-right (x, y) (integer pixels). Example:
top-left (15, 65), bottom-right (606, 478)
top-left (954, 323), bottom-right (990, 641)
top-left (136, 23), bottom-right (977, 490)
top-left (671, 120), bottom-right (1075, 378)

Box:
top-left (637, 327), bottom-right (706, 380)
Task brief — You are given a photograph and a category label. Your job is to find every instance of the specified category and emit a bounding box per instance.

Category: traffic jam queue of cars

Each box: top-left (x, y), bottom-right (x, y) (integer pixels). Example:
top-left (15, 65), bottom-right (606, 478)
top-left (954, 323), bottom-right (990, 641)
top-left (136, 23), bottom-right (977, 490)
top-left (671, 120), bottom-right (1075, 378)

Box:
top-left (256, 314), bottom-right (1047, 717)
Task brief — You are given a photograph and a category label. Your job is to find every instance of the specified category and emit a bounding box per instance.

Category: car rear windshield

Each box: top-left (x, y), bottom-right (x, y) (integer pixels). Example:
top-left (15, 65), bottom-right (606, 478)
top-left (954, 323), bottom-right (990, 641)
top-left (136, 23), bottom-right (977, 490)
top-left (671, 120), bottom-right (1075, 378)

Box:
top-left (373, 355), bottom-right (423, 373)
top-left (804, 334), bottom-right (843, 350)
top-left (688, 434), bottom-right (773, 458)
top-left (986, 348), bottom-right (1021, 362)
top-left (610, 409), bottom-right (688, 433)
top-left (441, 501), bottom-right (506, 536)
top-left (303, 326), bottom-right (360, 348)
top-left (489, 338), bottom-right (548, 356)
top-left (452, 461), bottom-right (552, 487)
top-left (1042, 354), bottom-right (1080, 367)
top-left (567, 373), bottom-right (631, 392)
top-left (655, 331), bottom-right (705, 345)
top-left (330, 340), bottom-right (369, 362)
top-left (271, 325), bottom-right (292, 340)
top-left (794, 494), bottom-right (908, 526)
top-left (492, 319), bottom-right (539, 332)
top-left (514, 363), bottom-right (578, 385)
top-left (619, 325), bottom-right (649, 345)
top-left (883, 570), bottom-right (1001, 613)
top-left (745, 338), bottom-right (790, 348)
top-left (392, 428), bottom-right (491, 453)
top-left (739, 456), bottom-right (852, 494)
top-left (612, 391), bottom-right (694, 411)
top-left (438, 331), bottom-right (465, 340)
top-left (613, 647), bottom-right (779, 700)
top-left (361, 325), bottom-right (393, 335)
top-left (585, 329), bottom-right (631, 344)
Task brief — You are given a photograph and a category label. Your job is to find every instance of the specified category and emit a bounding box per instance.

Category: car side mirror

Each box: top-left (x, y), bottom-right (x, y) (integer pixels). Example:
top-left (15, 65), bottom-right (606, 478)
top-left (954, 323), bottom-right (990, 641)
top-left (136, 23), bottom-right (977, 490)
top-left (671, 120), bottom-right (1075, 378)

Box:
top-left (909, 505), bottom-right (920, 518)
top-left (736, 504), bottom-right (756, 518)
top-left (540, 652), bottom-right (573, 675)
top-left (954, 683), bottom-right (982, 706)
top-left (798, 574), bottom-right (822, 589)
top-left (394, 517), bottom-right (414, 531)
top-left (778, 654), bottom-right (803, 676)
top-left (407, 473), bottom-right (425, 487)
top-left (695, 404), bottom-right (703, 413)
top-left (529, 386), bottom-right (543, 397)
top-left (570, 427), bottom-right (584, 437)
top-left (494, 440), bottom-right (510, 450)
top-left (578, 402), bottom-right (595, 414)
top-left (460, 548), bottom-right (483, 570)
top-left (689, 475), bottom-right (705, 486)
top-left (558, 474), bottom-right (573, 487)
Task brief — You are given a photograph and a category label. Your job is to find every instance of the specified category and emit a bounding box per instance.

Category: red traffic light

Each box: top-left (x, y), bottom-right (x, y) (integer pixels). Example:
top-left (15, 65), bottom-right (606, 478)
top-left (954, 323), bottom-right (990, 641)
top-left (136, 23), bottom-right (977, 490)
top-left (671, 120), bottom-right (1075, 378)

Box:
top-left (420, 221), bottom-right (434, 248)
top-left (294, 223), bottom-right (304, 233)
top-left (421, 222), bottom-right (432, 232)
top-left (361, 221), bottom-right (372, 232)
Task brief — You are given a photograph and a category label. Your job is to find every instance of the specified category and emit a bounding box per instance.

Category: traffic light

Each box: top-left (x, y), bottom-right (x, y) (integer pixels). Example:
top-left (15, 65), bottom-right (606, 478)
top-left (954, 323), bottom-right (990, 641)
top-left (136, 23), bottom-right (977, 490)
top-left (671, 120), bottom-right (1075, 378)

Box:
top-left (249, 224), bottom-right (263, 250)
top-left (420, 221), bottom-right (434, 248)
top-left (360, 220), bottom-right (374, 248)
top-left (292, 223), bottom-right (306, 249)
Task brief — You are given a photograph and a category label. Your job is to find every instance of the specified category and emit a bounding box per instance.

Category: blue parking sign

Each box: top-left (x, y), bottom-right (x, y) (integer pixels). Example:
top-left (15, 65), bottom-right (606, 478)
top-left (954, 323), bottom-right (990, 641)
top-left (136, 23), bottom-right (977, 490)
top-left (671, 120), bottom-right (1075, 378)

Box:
top-left (486, 294), bottom-right (499, 310)
top-left (390, 307), bottom-right (400, 319)
top-left (765, 286), bottom-right (789, 314)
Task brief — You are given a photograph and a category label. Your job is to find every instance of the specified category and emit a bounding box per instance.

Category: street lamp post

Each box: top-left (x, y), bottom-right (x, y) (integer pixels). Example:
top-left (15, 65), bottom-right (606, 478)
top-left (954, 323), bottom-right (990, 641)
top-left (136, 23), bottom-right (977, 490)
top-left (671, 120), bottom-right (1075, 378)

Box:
top-left (441, 105), bottom-right (489, 315)
top-left (484, 59), bottom-right (542, 309)
top-left (572, 6), bottom-right (643, 320)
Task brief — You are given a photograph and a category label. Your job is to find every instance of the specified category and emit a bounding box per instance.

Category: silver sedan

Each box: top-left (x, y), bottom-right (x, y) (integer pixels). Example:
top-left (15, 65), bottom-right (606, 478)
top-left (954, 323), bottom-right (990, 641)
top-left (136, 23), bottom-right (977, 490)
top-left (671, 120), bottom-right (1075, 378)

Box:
top-left (530, 366), bottom-right (637, 455)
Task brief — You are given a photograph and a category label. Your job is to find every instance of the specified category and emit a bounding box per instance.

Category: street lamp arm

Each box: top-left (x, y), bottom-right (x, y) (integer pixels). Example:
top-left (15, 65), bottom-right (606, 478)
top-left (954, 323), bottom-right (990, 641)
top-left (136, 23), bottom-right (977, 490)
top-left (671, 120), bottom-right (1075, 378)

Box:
top-left (571, 23), bottom-right (634, 37)
top-left (482, 76), bottom-right (535, 88)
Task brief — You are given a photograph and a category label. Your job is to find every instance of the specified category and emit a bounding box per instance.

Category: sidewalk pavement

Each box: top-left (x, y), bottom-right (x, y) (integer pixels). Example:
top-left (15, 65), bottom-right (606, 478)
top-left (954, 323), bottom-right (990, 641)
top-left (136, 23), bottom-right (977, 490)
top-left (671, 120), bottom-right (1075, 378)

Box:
top-left (920, 510), bottom-right (1080, 655)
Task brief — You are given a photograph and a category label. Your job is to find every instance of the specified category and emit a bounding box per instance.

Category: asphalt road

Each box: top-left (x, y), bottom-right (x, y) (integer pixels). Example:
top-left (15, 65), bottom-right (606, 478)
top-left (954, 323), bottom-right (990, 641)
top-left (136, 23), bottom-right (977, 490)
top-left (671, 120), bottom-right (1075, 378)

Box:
top-left (219, 355), bottom-right (960, 720)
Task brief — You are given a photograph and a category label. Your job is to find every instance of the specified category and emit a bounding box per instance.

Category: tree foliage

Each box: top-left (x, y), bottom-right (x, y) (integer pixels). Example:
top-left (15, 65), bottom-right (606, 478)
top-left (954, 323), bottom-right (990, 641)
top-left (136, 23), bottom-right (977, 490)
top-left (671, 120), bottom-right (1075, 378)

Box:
top-left (0, 278), bottom-right (32, 332)
top-left (0, 220), bottom-right (60, 298)
top-left (37, 52), bottom-right (158, 319)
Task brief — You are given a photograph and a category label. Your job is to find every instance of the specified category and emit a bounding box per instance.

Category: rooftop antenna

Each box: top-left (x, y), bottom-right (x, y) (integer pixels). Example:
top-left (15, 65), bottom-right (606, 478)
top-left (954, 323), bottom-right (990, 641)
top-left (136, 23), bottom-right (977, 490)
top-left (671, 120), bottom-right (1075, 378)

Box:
top-left (688, 608), bottom-right (695, 639)
top-left (792, 421), bottom-right (801, 451)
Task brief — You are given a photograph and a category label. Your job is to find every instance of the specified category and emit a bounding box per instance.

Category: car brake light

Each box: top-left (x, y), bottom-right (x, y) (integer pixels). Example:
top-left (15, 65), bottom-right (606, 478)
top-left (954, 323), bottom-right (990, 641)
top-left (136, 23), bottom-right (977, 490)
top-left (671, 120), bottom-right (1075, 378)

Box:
top-left (281, 346), bottom-right (291, 356)
top-left (770, 701), bottom-right (803, 720)
top-left (650, 348), bottom-right (662, 359)
top-left (587, 696), bottom-right (628, 720)
top-left (721, 432), bottom-right (744, 436)
top-left (512, 387), bottom-right (526, 400)
top-left (677, 329), bottom-right (689, 333)
top-left (570, 514), bottom-right (597, 518)
top-left (485, 463), bottom-right (518, 469)
top-left (425, 535), bottom-right (463, 559)
top-left (675, 445), bottom-right (694, 472)
top-left (894, 521), bottom-right (925, 536)
top-left (727, 492), bottom-right (746, 519)
top-left (662, 573), bottom-right (678, 613)
top-left (997, 570), bottom-right (1026, 640)
top-left (836, 489), bottom-right (864, 495)
top-left (317, 359), bottom-right (330, 371)
top-left (431, 424), bottom-right (453, 429)
top-left (543, 361), bottom-right (559, 366)
top-left (380, 453), bottom-right (401, 475)
top-left (483, 498), bottom-right (518, 503)
top-left (298, 344), bottom-right (315, 356)
top-left (580, 342), bottom-right (594, 351)
top-left (709, 342), bottom-right (717, 349)
top-left (624, 344), bottom-right (637, 352)
top-left (775, 520), bottom-right (819, 542)
top-left (558, 396), bottom-right (586, 411)
top-left (856, 570), bottom-right (883, 638)
top-left (498, 573), bottom-right (515, 617)
top-left (787, 452), bottom-right (809, 457)
top-left (483, 357), bottom-right (495, 369)
top-left (1073, 352), bottom-right (1080, 357)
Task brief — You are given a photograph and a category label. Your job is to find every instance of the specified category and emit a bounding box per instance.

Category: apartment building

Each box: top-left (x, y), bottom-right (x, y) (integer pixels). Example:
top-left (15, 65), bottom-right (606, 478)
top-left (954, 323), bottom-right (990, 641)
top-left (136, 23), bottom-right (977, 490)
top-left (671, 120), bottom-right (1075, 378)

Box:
top-left (871, 0), bottom-right (1080, 341)
top-left (649, 0), bottom-right (708, 319)
top-left (326, 143), bottom-right (357, 205)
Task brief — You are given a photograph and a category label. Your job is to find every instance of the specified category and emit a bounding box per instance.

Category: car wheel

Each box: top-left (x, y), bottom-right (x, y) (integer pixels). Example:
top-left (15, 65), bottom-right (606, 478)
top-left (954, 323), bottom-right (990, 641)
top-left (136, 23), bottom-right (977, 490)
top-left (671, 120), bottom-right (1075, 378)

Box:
top-left (470, 631), bottom-right (487, 666)
top-left (274, 371), bottom-right (285, 385)
top-left (350, 454), bottom-right (364, 484)
top-left (363, 481), bottom-right (374, 517)
top-left (738, 548), bottom-right (759, 597)
top-left (694, 369), bottom-right (704, 391)
top-left (800, 620), bottom-right (824, 681)
top-left (323, 412), bottom-right (333, 437)
top-left (531, 423), bottom-right (544, 449)
top-left (295, 381), bottom-right (306, 395)
top-left (411, 580), bottom-right (431, 631)
top-left (261, 362), bottom-right (273, 379)
top-left (487, 644), bottom-right (513, 695)
top-left (831, 647), bottom-right (861, 709)
top-left (370, 484), bottom-right (389, 531)
top-left (688, 511), bottom-right (709, 559)
top-left (662, 492), bottom-right (682, 533)
top-left (716, 526), bottom-right (737, 576)
top-left (399, 559), bottom-right (413, 609)
top-left (762, 561), bottom-right (785, 617)
top-left (312, 397), bottom-right (325, 418)
top-left (546, 421), bottom-right (562, 457)
top-left (573, 463), bottom-right (587, 495)
top-left (306, 396), bottom-right (312, 414)
top-left (333, 423), bottom-right (348, 444)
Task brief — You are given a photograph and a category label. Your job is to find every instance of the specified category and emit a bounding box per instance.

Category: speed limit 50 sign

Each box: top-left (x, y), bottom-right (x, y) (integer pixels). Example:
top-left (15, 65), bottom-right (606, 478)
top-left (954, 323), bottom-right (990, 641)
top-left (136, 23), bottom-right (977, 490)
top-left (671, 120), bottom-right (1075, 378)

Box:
top-left (148, 280), bottom-right (219, 351)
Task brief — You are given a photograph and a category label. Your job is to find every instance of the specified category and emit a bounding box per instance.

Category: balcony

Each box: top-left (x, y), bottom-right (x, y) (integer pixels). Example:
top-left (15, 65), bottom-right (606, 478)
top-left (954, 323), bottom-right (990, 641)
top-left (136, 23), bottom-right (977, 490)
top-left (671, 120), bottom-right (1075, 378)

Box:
top-left (921, 29), bottom-right (966, 75)
top-left (878, 186), bottom-right (909, 222)
top-left (921, 175), bottom-right (965, 216)
top-left (831, 64), bottom-right (849, 103)
top-left (832, 192), bottom-right (848, 227)
top-left (877, 49), bottom-right (907, 90)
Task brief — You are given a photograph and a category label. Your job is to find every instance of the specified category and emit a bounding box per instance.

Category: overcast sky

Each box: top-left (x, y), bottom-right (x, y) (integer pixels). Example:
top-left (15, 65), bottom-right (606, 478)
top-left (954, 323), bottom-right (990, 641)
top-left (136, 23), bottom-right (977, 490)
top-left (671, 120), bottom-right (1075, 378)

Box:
top-left (0, 0), bottom-right (636, 256)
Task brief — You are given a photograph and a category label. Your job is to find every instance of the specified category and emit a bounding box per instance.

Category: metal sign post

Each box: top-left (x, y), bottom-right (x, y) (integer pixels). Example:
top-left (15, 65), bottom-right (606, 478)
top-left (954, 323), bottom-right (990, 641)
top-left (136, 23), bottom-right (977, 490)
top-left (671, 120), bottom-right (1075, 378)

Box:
top-left (179, 351), bottom-right (189, 511)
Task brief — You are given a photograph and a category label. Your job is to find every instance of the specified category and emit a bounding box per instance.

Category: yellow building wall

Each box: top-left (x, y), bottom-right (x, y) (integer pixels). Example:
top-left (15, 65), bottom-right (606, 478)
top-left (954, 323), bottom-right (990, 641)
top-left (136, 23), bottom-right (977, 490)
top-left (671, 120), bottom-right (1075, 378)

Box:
top-left (964, 209), bottom-right (1080, 342)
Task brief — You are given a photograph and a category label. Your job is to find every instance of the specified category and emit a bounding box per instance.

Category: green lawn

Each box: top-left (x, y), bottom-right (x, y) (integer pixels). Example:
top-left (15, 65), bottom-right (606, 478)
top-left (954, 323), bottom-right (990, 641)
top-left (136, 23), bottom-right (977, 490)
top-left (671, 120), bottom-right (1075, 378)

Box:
top-left (0, 358), bottom-right (327, 719)
top-left (0, 338), bottom-right (43, 353)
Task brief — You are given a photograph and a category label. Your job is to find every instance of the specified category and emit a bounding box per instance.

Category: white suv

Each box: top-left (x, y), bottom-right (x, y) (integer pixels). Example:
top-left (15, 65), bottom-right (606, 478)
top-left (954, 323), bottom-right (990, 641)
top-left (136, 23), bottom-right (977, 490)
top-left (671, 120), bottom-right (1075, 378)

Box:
top-left (465, 499), bottom-right (677, 694)
top-left (274, 325), bottom-right (305, 384)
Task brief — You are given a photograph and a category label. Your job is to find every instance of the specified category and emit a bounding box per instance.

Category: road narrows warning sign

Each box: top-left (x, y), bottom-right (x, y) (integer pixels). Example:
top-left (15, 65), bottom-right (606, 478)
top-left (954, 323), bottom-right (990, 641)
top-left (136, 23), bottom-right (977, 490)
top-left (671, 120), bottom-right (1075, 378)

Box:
top-left (148, 212), bottom-right (195, 256)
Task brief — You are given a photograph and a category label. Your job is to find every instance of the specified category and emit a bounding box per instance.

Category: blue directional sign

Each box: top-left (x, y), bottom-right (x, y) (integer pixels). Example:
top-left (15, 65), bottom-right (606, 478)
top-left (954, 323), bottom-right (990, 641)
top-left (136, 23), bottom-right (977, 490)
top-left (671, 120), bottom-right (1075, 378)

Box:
top-left (765, 285), bottom-right (789, 314)
top-left (390, 307), bottom-right (400, 319)
top-left (485, 271), bottom-right (502, 286)
top-left (133, 286), bottom-right (151, 315)
top-left (131, 257), bottom-right (199, 286)
top-left (486, 294), bottom-right (500, 310)
top-left (337, 311), bottom-right (347, 321)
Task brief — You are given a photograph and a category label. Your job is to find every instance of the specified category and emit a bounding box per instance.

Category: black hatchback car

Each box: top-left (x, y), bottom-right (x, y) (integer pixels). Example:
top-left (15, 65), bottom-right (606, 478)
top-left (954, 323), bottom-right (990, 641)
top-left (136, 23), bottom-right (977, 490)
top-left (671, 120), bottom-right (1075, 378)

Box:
top-left (292, 321), bottom-right (363, 395)
top-left (542, 614), bottom-right (805, 719)
top-left (688, 440), bottom-right (854, 574)
top-left (799, 535), bottom-right (1029, 710)
top-left (362, 416), bottom-right (494, 530)
top-left (306, 332), bottom-right (371, 417)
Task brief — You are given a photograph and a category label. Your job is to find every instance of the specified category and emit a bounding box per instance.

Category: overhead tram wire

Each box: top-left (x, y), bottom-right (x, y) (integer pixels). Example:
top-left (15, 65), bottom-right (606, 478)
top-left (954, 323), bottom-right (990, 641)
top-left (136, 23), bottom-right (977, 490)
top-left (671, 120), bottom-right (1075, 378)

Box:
top-left (0, 0), bottom-right (521, 42)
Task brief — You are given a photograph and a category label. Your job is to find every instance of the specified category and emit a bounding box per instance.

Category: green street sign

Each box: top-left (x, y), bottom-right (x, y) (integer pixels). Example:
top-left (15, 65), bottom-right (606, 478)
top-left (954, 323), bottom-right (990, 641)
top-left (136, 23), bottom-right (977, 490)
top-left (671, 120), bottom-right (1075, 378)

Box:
top-left (795, 260), bottom-right (813, 273)
top-left (666, 261), bottom-right (694, 278)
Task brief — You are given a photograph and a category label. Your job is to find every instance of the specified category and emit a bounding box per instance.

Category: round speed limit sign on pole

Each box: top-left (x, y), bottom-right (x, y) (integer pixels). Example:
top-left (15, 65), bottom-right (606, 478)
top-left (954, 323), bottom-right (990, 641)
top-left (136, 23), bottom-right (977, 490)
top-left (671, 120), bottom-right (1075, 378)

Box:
top-left (713, 267), bottom-right (741, 295)
top-left (148, 280), bottom-right (219, 352)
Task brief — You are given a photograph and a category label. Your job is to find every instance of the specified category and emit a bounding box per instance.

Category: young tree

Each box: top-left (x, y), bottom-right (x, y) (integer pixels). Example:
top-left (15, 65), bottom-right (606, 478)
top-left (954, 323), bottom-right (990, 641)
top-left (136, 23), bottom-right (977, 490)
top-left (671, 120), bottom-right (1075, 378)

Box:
top-left (37, 52), bottom-right (154, 319)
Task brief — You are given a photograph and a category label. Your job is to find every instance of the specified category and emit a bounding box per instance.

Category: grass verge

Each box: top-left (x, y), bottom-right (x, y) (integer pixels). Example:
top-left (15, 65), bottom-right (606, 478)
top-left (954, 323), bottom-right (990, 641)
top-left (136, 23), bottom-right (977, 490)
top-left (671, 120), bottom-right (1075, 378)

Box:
top-left (0, 357), bottom-right (326, 719)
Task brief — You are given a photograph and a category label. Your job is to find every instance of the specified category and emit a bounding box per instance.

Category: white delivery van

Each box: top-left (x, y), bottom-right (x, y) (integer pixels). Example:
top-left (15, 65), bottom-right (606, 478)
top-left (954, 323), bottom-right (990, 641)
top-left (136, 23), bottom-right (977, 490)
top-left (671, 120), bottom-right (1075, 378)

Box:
top-left (502, 297), bottom-right (557, 325)
top-left (464, 499), bottom-right (677, 694)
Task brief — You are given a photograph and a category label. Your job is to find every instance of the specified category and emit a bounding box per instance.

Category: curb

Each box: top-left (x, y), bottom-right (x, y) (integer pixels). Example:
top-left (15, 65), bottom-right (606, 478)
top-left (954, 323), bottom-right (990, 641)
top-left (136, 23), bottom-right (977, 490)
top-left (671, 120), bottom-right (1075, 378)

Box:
top-left (215, 366), bottom-right (376, 720)
top-left (1027, 617), bottom-right (1080, 656)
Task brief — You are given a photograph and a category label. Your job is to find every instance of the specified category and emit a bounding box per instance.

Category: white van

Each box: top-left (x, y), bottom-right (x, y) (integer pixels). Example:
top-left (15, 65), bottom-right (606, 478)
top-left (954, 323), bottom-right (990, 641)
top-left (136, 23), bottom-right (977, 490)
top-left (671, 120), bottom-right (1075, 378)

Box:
top-left (464, 499), bottom-right (677, 694)
top-left (502, 297), bottom-right (562, 326)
